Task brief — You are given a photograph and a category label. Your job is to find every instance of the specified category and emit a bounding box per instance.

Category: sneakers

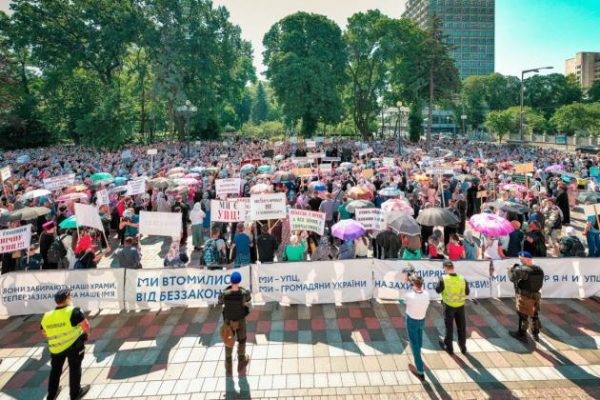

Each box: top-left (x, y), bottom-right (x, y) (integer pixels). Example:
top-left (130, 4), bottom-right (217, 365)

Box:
top-left (408, 364), bottom-right (425, 382)
top-left (509, 330), bottom-right (529, 343)
top-left (74, 385), bottom-right (90, 400)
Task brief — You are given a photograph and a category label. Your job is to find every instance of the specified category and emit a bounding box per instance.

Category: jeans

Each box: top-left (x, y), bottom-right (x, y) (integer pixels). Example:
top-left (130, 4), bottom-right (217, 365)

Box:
top-left (406, 315), bottom-right (425, 374)
top-left (586, 230), bottom-right (600, 257)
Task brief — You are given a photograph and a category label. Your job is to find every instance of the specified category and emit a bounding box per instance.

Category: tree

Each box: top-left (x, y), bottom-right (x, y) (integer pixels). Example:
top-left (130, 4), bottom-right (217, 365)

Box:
top-left (252, 81), bottom-right (269, 123)
top-left (484, 110), bottom-right (514, 143)
top-left (587, 80), bottom-right (600, 103)
top-left (523, 73), bottom-right (582, 118)
top-left (263, 12), bottom-right (347, 136)
top-left (550, 103), bottom-right (599, 135)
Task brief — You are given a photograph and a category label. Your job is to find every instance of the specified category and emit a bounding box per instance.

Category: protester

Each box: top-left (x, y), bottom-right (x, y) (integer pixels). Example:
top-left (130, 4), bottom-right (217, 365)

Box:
top-left (190, 202), bottom-right (206, 251)
top-left (114, 236), bottom-right (142, 269)
top-left (559, 227), bottom-right (586, 257)
top-left (404, 275), bottom-right (430, 382)
top-left (283, 234), bottom-right (306, 262)
top-left (231, 224), bottom-right (252, 267)
top-left (256, 224), bottom-right (278, 263)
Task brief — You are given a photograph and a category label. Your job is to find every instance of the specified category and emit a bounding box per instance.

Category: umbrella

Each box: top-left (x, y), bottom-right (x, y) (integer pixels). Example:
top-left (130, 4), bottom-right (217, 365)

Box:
top-left (149, 177), bottom-right (171, 189)
top-left (274, 155), bottom-right (285, 161)
top-left (500, 183), bottom-right (527, 193)
top-left (577, 192), bottom-right (600, 204)
top-left (545, 164), bottom-right (564, 173)
top-left (344, 199), bottom-right (374, 214)
top-left (381, 199), bottom-right (413, 213)
top-left (331, 219), bottom-right (366, 241)
top-left (58, 193), bottom-right (89, 202)
top-left (273, 171), bottom-right (296, 183)
top-left (249, 183), bottom-right (273, 194)
top-left (113, 177), bottom-right (128, 185)
top-left (468, 213), bottom-right (514, 237)
top-left (257, 165), bottom-right (273, 174)
top-left (340, 162), bottom-right (354, 170)
top-left (387, 214), bottom-right (421, 236)
top-left (347, 186), bottom-right (372, 200)
top-left (166, 185), bottom-right (188, 195)
top-left (255, 173), bottom-right (273, 180)
top-left (185, 172), bottom-right (200, 179)
top-left (173, 178), bottom-right (199, 186)
top-left (241, 164), bottom-right (256, 174)
top-left (17, 154), bottom-right (31, 163)
top-left (413, 174), bottom-right (431, 183)
top-left (59, 216), bottom-right (82, 230)
top-left (90, 172), bottom-right (113, 182)
top-left (416, 208), bottom-right (460, 227)
top-left (308, 181), bottom-right (327, 192)
top-left (110, 186), bottom-right (128, 194)
top-left (22, 189), bottom-right (52, 201)
top-left (0, 207), bottom-right (51, 222)
top-left (500, 202), bottom-right (531, 215)
top-left (168, 172), bottom-right (185, 179)
top-left (191, 166), bottom-right (206, 173)
top-left (168, 167), bottom-right (187, 176)
top-left (378, 187), bottom-right (402, 197)
top-left (65, 185), bottom-right (88, 194)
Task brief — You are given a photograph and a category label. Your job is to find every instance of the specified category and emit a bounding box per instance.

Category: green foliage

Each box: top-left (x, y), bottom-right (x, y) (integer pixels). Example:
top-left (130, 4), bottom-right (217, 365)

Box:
top-left (241, 120), bottom-right (284, 139)
top-left (263, 12), bottom-right (347, 137)
top-left (484, 109), bottom-right (514, 143)
top-left (408, 101), bottom-right (423, 143)
top-left (587, 80), bottom-right (600, 103)
top-left (550, 102), bottom-right (600, 135)
top-left (524, 73), bottom-right (582, 118)
top-left (252, 81), bottom-right (269, 123)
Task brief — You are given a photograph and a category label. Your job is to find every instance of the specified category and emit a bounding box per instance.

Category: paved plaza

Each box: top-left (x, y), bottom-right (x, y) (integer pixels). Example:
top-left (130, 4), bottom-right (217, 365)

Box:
top-left (1, 296), bottom-right (600, 399)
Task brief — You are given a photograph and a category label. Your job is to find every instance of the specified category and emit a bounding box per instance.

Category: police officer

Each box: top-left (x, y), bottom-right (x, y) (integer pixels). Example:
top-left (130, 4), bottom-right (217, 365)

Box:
top-left (508, 251), bottom-right (544, 342)
top-left (41, 289), bottom-right (90, 400)
top-left (218, 271), bottom-right (251, 375)
top-left (436, 260), bottom-right (469, 355)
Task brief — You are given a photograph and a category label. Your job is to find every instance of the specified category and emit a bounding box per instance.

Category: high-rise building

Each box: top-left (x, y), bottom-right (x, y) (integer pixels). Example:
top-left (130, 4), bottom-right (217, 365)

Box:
top-left (565, 52), bottom-right (600, 90)
top-left (403, 0), bottom-right (495, 79)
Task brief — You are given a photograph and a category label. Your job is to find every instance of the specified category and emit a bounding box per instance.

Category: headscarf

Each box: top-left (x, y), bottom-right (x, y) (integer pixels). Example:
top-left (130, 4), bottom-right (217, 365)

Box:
top-left (313, 235), bottom-right (336, 261)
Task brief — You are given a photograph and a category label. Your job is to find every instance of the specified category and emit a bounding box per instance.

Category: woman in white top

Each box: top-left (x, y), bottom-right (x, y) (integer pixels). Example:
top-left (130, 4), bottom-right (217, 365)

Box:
top-left (190, 202), bottom-right (206, 251)
top-left (483, 236), bottom-right (505, 260)
top-left (403, 276), bottom-right (430, 381)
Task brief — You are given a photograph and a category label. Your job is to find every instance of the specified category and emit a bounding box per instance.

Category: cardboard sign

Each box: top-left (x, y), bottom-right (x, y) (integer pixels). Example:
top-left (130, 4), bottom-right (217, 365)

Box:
top-left (514, 163), bottom-right (535, 174)
top-left (96, 189), bottom-right (110, 206)
top-left (358, 148), bottom-right (373, 157)
top-left (139, 211), bottom-right (182, 238)
top-left (510, 174), bottom-right (527, 184)
top-left (289, 209), bottom-right (326, 235)
top-left (322, 157), bottom-right (341, 163)
top-left (401, 162), bottom-right (413, 170)
top-left (43, 174), bottom-right (75, 191)
top-left (307, 152), bottom-right (325, 159)
top-left (0, 166), bottom-right (11, 182)
top-left (125, 178), bottom-right (146, 196)
top-left (74, 203), bottom-right (105, 233)
top-left (292, 168), bottom-right (314, 177)
top-left (250, 193), bottom-right (287, 220)
top-left (476, 190), bottom-right (488, 199)
top-left (0, 225), bottom-right (32, 253)
top-left (306, 139), bottom-right (316, 148)
top-left (147, 149), bottom-right (158, 155)
top-left (355, 208), bottom-right (386, 231)
top-left (362, 169), bottom-right (374, 179)
top-left (210, 198), bottom-right (250, 223)
top-left (216, 178), bottom-right (242, 197)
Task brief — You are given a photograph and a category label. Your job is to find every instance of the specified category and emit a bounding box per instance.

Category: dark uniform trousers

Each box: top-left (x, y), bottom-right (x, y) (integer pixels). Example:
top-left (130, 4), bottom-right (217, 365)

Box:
top-left (225, 319), bottom-right (247, 364)
top-left (443, 304), bottom-right (467, 352)
top-left (48, 341), bottom-right (85, 400)
top-left (517, 292), bottom-right (542, 334)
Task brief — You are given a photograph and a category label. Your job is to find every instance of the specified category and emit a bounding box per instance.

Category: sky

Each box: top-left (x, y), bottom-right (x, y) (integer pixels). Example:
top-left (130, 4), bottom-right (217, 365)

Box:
top-left (2, 0), bottom-right (599, 79)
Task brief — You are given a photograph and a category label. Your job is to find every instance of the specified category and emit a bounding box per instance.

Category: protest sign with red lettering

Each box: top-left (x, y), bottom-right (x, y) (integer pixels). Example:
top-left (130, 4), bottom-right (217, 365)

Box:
top-left (289, 209), bottom-right (326, 235)
top-left (0, 225), bottom-right (32, 253)
top-left (210, 198), bottom-right (250, 223)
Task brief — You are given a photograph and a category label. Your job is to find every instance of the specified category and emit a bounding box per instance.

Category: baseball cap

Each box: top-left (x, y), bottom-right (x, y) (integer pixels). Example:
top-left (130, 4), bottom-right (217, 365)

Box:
top-left (518, 251), bottom-right (533, 258)
top-left (442, 260), bottom-right (454, 268)
top-left (230, 271), bottom-right (242, 284)
top-left (54, 288), bottom-right (71, 303)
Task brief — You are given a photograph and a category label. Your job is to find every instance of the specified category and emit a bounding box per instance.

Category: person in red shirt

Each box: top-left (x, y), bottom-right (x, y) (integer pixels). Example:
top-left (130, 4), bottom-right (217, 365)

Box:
top-left (447, 234), bottom-right (465, 260)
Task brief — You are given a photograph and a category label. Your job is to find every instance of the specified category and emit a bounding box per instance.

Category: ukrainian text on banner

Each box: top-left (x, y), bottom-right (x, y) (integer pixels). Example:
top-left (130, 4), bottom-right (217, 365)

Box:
top-left (355, 208), bottom-right (386, 231)
top-left (139, 211), bottom-right (182, 238)
top-left (250, 193), bottom-right (287, 220)
top-left (0, 269), bottom-right (124, 317)
top-left (289, 209), bottom-right (325, 235)
top-left (210, 198), bottom-right (249, 223)
top-left (372, 259), bottom-right (491, 301)
top-left (216, 178), bottom-right (242, 197)
top-left (126, 178), bottom-right (146, 196)
top-left (251, 259), bottom-right (373, 305)
top-left (43, 174), bottom-right (75, 191)
top-left (491, 258), bottom-right (587, 299)
top-left (125, 266), bottom-right (250, 309)
top-left (0, 225), bottom-right (32, 253)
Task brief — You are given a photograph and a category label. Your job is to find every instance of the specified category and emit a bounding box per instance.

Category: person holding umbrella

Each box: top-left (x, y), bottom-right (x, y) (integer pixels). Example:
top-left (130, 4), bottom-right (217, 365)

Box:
top-left (436, 260), bottom-right (469, 355)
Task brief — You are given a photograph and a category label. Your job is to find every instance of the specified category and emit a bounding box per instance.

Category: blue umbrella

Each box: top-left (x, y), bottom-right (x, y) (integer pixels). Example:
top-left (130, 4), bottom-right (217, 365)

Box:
top-left (113, 177), bottom-right (128, 185)
top-left (379, 187), bottom-right (402, 197)
top-left (240, 164), bottom-right (256, 175)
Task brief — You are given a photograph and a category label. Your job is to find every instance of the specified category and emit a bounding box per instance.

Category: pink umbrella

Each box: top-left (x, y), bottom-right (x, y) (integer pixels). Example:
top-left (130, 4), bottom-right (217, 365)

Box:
top-left (544, 164), bottom-right (564, 173)
top-left (381, 199), bottom-right (413, 213)
top-left (58, 193), bottom-right (89, 202)
top-left (173, 177), bottom-right (199, 186)
top-left (185, 172), bottom-right (200, 179)
top-left (250, 183), bottom-right (274, 194)
top-left (468, 213), bottom-right (514, 237)
top-left (500, 183), bottom-right (527, 193)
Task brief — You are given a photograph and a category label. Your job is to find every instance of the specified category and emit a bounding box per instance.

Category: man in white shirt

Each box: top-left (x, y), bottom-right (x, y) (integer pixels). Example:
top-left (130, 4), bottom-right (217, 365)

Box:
top-left (403, 275), bottom-right (430, 381)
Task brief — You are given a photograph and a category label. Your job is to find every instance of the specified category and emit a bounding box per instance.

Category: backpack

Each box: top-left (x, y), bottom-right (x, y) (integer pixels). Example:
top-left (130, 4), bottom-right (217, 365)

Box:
top-left (47, 236), bottom-right (67, 264)
top-left (203, 239), bottom-right (222, 266)
top-left (561, 237), bottom-right (586, 257)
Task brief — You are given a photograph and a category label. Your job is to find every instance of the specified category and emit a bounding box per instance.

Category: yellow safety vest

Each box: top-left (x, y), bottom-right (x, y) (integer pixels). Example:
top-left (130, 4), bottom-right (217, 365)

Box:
top-left (441, 275), bottom-right (466, 307)
top-left (41, 306), bottom-right (83, 354)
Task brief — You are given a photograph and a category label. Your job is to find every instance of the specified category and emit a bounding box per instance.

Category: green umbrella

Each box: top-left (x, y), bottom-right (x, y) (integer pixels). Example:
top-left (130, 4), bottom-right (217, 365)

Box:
top-left (257, 165), bottom-right (273, 174)
top-left (59, 215), bottom-right (81, 230)
top-left (90, 172), bottom-right (113, 182)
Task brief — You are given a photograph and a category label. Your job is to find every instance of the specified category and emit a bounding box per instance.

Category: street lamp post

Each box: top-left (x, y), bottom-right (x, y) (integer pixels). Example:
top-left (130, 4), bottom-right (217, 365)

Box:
top-left (176, 100), bottom-right (198, 158)
top-left (460, 114), bottom-right (467, 137)
top-left (520, 66), bottom-right (553, 142)
top-left (396, 101), bottom-right (410, 155)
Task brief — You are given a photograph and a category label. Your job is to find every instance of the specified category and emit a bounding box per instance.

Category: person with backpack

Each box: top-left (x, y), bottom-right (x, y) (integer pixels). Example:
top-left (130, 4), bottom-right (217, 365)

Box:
top-left (508, 251), bottom-right (544, 342)
top-left (41, 221), bottom-right (68, 269)
top-left (559, 227), bottom-right (586, 257)
top-left (203, 228), bottom-right (226, 268)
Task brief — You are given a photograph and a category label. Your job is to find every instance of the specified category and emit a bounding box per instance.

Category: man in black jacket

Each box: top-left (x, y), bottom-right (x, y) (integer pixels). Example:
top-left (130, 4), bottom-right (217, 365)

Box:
top-left (508, 251), bottom-right (544, 342)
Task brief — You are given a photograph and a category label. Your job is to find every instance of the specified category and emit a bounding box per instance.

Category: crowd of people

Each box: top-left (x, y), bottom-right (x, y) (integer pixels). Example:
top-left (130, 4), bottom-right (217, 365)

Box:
top-left (1, 137), bottom-right (599, 274)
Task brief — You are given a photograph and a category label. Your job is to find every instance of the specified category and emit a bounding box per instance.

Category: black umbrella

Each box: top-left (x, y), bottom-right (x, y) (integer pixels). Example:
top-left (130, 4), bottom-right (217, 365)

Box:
top-left (416, 208), bottom-right (460, 227)
top-left (577, 192), bottom-right (600, 204)
top-left (500, 202), bottom-right (531, 215)
top-left (0, 206), bottom-right (51, 222)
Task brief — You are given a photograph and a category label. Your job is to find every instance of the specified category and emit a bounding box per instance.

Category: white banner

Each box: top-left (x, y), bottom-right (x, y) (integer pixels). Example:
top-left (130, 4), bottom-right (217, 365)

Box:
top-left (0, 225), bottom-right (32, 253)
top-left (355, 208), bottom-right (386, 231)
top-left (251, 260), bottom-right (373, 305)
top-left (372, 259), bottom-right (491, 301)
top-left (74, 203), bottom-right (105, 232)
top-left (147, 148), bottom-right (158, 155)
top-left (306, 139), bottom-right (316, 148)
top-left (250, 193), bottom-right (287, 220)
top-left (126, 178), bottom-right (146, 196)
top-left (96, 189), bottom-right (110, 206)
top-left (289, 209), bottom-right (326, 235)
top-left (0, 166), bottom-right (11, 182)
top-left (319, 163), bottom-right (332, 174)
top-left (43, 174), bottom-right (75, 191)
top-left (322, 157), bottom-right (341, 163)
top-left (383, 157), bottom-right (395, 168)
top-left (358, 148), bottom-right (373, 157)
top-left (139, 211), bottom-right (182, 238)
top-left (125, 266), bottom-right (250, 309)
top-left (210, 198), bottom-right (250, 223)
top-left (307, 152), bottom-right (325, 159)
top-left (0, 269), bottom-right (124, 316)
top-left (216, 178), bottom-right (242, 197)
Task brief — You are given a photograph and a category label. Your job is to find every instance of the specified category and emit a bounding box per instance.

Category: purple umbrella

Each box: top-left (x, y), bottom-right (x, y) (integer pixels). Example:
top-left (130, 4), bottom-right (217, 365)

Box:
top-left (331, 219), bottom-right (366, 240)
top-left (468, 213), bottom-right (514, 237)
top-left (545, 164), bottom-right (564, 173)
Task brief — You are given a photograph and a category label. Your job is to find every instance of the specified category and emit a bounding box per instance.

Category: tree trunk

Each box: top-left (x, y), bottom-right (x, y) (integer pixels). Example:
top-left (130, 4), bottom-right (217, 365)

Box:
top-left (427, 66), bottom-right (434, 149)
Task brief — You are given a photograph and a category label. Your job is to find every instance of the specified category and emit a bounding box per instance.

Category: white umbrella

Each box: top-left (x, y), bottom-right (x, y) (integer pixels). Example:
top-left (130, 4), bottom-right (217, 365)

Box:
top-left (22, 189), bottom-right (52, 201)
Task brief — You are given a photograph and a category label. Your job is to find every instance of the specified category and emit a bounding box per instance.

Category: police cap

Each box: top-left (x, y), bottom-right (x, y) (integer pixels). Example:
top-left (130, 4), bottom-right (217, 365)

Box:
top-left (54, 288), bottom-right (71, 303)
